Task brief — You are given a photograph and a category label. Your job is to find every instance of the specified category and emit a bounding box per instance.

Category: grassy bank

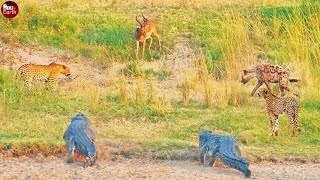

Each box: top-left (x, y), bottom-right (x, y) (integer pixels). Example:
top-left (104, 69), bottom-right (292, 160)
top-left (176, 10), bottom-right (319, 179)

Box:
top-left (1, 0), bottom-right (320, 161)
top-left (1, 67), bottom-right (320, 160)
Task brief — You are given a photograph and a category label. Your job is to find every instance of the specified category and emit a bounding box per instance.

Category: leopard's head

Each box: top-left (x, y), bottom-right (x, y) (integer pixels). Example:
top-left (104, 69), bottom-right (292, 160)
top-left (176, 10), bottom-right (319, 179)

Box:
top-left (50, 62), bottom-right (71, 77)
top-left (258, 88), bottom-right (269, 98)
top-left (60, 65), bottom-right (71, 77)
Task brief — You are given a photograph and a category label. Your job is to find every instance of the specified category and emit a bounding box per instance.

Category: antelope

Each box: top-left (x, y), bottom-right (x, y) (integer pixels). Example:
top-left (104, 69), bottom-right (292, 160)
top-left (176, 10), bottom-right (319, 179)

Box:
top-left (135, 14), bottom-right (161, 59)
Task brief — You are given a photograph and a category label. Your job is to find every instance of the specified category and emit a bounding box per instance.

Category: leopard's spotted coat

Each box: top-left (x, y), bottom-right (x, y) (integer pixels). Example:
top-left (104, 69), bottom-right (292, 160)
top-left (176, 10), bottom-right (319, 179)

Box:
top-left (258, 88), bottom-right (301, 136)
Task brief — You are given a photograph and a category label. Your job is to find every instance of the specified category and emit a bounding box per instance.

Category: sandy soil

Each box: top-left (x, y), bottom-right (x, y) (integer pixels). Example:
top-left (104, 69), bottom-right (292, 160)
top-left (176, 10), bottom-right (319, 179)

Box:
top-left (0, 157), bottom-right (319, 180)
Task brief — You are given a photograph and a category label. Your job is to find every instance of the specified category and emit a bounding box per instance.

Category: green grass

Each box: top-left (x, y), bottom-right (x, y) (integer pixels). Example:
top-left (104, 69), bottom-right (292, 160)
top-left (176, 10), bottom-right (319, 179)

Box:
top-left (1, 1), bottom-right (318, 69)
top-left (1, 0), bottom-right (320, 161)
top-left (1, 68), bottom-right (320, 160)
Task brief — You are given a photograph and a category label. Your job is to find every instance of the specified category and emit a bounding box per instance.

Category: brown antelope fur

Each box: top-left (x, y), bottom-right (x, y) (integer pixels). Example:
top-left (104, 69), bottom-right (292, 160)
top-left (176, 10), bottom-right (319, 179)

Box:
top-left (135, 14), bottom-right (161, 59)
top-left (241, 63), bottom-right (299, 97)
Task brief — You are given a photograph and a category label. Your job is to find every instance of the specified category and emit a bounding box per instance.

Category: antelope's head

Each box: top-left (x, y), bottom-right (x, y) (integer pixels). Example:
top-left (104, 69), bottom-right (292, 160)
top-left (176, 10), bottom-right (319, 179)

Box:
top-left (135, 16), bottom-right (144, 40)
top-left (135, 16), bottom-right (150, 41)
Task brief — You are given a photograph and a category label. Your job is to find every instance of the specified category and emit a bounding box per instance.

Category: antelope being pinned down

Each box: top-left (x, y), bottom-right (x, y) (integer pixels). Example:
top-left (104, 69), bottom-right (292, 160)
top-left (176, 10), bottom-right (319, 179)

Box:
top-left (135, 14), bottom-right (161, 59)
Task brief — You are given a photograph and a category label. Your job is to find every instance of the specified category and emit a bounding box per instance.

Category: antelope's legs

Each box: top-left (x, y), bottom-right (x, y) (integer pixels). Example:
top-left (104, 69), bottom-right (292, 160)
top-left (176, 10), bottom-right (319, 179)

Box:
top-left (149, 37), bottom-right (153, 50)
top-left (153, 32), bottom-right (161, 49)
top-left (136, 41), bottom-right (140, 59)
top-left (142, 39), bottom-right (146, 58)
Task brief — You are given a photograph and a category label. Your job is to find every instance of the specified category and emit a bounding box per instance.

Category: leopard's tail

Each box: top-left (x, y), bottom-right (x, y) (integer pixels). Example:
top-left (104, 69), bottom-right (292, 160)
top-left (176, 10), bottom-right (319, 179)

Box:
top-left (293, 109), bottom-right (302, 132)
top-left (15, 64), bottom-right (26, 80)
top-left (14, 70), bottom-right (21, 79)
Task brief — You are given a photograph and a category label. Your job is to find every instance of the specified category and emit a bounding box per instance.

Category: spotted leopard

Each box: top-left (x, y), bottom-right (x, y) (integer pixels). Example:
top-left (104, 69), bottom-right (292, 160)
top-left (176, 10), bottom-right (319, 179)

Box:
top-left (258, 88), bottom-right (301, 136)
top-left (17, 62), bottom-right (71, 90)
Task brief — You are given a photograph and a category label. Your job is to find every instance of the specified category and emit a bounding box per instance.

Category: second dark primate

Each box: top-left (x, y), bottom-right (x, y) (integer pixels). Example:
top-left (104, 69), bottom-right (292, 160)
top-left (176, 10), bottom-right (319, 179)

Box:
top-left (199, 130), bottom-right (251, 178)
top-left (63, 113), bottom-right (97, 168)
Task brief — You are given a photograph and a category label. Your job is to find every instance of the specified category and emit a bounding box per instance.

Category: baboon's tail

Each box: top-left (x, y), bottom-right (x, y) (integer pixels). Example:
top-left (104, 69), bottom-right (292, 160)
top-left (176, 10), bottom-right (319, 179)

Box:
top-left (289, 78), bottom-right (300, 83)
top-left (220, 138), bottom-right (251, 178)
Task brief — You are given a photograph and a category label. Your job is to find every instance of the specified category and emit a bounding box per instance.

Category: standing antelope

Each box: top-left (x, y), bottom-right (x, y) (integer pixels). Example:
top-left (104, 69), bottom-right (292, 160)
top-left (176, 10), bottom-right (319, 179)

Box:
top-left (135, 14), bottom-right (161, 59)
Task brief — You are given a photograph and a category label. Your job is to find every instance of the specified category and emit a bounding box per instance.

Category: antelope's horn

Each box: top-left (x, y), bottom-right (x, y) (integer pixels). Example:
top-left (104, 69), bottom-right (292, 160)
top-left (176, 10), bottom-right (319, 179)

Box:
top-left (142, 13), bottom-right (148, 22)
top-left (136, 16), bottom-right (142, 26)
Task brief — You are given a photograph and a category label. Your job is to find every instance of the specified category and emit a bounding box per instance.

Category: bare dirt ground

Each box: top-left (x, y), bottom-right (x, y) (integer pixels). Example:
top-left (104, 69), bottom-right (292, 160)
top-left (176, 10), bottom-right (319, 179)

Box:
top-left (1, 42), bottom-right (320, 179)
top-left (0, 156), bottom-right (319, 179)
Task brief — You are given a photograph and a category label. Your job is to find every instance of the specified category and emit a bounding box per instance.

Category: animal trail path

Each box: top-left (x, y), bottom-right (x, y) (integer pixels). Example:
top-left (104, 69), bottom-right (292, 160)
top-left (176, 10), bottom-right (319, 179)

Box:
top-left (0, 157), bottom-right (319, 179)
top-left (1, 39), bottom-right (200, 100)
top-left (1, 38), bottom-right (197, 89)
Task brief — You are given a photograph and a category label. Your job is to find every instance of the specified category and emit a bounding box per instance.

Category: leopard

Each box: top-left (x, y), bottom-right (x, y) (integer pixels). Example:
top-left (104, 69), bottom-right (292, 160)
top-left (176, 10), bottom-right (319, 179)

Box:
top-left (241, 63), bottom-right (299, 97)
top-left (17, 62), bottom-right (71, 90)
top-left (258, 88), bottom-right (301, 137)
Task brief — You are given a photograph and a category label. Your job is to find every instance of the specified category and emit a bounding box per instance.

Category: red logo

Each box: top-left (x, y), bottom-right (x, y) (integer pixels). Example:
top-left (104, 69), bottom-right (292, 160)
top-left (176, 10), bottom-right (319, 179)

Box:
top-left (1, 1), bottom-right (19, 19)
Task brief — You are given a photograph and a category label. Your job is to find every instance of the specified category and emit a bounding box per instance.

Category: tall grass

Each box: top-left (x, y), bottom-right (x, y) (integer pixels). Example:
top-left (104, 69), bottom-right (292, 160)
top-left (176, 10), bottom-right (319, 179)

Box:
top-left (135, 77), bottom-right (143, 104)
top-left (181, 75), bottom-right (192, 106)
top-left (2, 2), bottom-right (318, 74)
top-left (119, 74), bottom-right (129, 106)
